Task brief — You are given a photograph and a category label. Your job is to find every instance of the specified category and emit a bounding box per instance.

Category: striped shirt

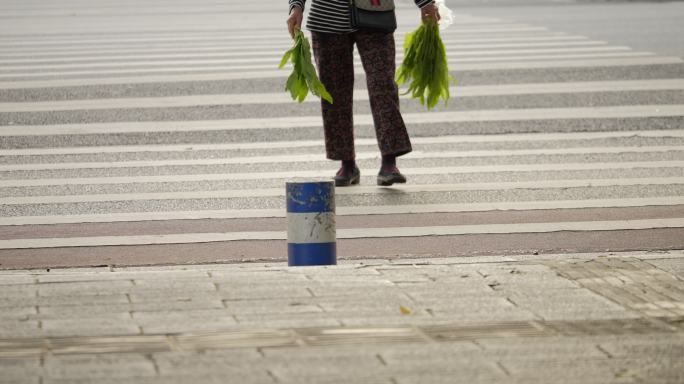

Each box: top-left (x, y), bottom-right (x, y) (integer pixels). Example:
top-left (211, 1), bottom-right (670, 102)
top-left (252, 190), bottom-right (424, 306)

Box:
top-left (289, 0), bottom-right (434, 34)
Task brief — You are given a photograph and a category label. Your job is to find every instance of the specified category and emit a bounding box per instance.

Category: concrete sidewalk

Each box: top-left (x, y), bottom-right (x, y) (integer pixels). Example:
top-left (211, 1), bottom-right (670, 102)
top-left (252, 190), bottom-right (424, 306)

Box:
top-left (1, 251), bottom-right (683, 384)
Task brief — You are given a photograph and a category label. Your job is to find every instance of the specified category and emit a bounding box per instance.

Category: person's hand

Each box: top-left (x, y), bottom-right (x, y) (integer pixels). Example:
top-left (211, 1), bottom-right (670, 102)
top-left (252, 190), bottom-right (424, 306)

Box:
top-left (421, 2), bottom-right (440, 25)
top-left (287, 6), bottom-right (303, 38)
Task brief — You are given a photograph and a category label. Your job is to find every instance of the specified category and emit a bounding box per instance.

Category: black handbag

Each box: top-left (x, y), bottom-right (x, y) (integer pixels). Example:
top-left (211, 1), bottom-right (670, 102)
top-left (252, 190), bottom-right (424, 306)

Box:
top-left (350, 0), bottom-right (397, 33)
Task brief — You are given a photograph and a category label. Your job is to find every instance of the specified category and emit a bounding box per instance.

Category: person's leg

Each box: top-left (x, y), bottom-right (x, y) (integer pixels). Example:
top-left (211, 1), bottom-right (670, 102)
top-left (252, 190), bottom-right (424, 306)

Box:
top-left (354, 29), bottom-right (412, 169)
top-left (311, 31), bottom-right (360, 186)
top-left (311, 32), bottom-right (356, 163)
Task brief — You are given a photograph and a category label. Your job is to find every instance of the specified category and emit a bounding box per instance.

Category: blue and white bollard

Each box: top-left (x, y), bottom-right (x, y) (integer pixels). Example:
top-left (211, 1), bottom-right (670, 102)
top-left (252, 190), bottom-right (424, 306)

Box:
top-left (286, 181), bottom-right (337, 266)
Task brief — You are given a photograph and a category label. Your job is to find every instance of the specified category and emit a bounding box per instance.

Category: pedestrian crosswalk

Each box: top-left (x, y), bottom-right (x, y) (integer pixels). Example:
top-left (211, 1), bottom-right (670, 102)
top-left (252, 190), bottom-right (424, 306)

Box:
top-left (0, 0), bottom-right (683, 267)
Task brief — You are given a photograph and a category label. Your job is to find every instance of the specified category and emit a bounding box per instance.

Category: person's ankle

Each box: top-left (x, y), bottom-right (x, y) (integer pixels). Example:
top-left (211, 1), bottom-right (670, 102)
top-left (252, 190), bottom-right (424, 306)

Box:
top-left (381, 155), bottom-right (396, 172)
top-left (342, 159), bottom-right (356, 171)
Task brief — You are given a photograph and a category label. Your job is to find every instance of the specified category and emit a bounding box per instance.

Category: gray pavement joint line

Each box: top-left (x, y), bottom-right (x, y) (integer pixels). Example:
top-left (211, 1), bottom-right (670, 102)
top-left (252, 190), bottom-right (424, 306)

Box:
top-left (3, 130), bottom-right (683, 156)
top-left (2, 218), bottom-right (684, 249)
top-left (3, 105), bottom-right (683, 136)
top-left (2, 146), bottom-right (682, 171)
top-left (3, 178), bottom-right (683, 205)
top-left (0, 317), bottom-right (679, 358)
top-left (3, 79), bottom-right (684, 113)
top-left (0, 57), bottom-right (681, 89)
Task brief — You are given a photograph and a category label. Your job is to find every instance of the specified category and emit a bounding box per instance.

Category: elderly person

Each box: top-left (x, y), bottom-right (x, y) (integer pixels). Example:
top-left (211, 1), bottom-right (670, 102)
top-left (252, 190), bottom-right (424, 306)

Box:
top-left (287, 0), bottom-right (439, 186)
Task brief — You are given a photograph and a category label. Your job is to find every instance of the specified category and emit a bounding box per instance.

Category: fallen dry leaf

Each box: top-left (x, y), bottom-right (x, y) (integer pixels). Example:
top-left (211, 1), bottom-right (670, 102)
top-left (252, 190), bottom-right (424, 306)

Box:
top-left (399, 305), bottom-right (413, 315)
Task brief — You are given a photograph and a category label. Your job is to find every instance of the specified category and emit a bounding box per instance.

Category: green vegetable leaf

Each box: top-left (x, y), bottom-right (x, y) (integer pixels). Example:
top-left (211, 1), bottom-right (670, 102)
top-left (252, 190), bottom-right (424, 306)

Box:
top-left (279, 49), bottom-right (293, 69)
top-left (396, 17), bottom-right (456, 110)
top-left (279, 30), bottom-right (333, 104)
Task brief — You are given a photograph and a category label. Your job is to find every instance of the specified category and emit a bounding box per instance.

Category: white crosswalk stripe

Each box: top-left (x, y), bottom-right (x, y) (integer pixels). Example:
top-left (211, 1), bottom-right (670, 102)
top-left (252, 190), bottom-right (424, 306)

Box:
top-left (0, 0), bottom-right (682, 261)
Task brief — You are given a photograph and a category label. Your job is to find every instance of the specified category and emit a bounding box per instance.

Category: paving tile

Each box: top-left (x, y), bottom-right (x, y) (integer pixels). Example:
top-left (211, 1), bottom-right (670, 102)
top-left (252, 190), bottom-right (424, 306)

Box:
top-left (224, 299), bottom-right (322, 315)
top-left (338, 314), bottom-right (457, 327)
top-left (43, 377), bottom-right (260, 384)
top-left (42, 316), bottom-right (140, 338)
top-left (124, 288), bottom-right (223, 304)
top-left (235, 313), bottom-right (343, 328)
top-left (0, 378), bottom-right (41, 384)
top-left (428, 307), bottom-right (540, 323)
top-left (113, 264), bottom-right (229, 272)
top-left (379, 341), bottom-right (482, 361)
top-left (37, 281), bottom-right (135, 297)
top-left (209, 271), bottom-right (308, 281)
top-left (531, 308), bottom-right (640, 321)
top-left (306, 285), bottom-right (404, 297)
top-left (261, 344), bottom-right (383, 358)
top-left (0, 306), bottom-right (37, 320)
top-left (43, 353), bottom-right (156, 380)
top-left (266, 353), bottom-right (385, 381)
top-left (154, 349), bottom-right (265, 377)
top-left (37, 299), bottom-right (224, 318)
top-left (415, 296), bottom-right (516, 311)
top-left (393, 373), bottom-right (503, 384)
top-left (498, 357), bottom-right (643, 383)
top-left (217, 286), bottom-right (313, 300)
top-left (130, 280), bottom-right (217, 292)
top-left (646, 258), bottom-right (684, 279)
top-left (0, 276), bottom-right (36, 285)
top-left (597, 333), bottom-right (684, 358)
top-left (402, 286), bottom-right (499, 301)
top-left (0, 285), bottom-right (38, 299)
top-left (0, 357), bottom-right (42, 381)
top-left (135, 310), bottom-right (238, 334)
top-left (36, 274), bottom-right (135, 284)
top-left (504, 289), bottom-right (638, 320)
top-left (390, 256), bottom-right (516, 265)
top-left (338, 259), bottom-right (390, 266)
top-left (477, 336), bottom-right (608, 359)
top-left (0, 321), bottom-right (42, 339)
top-left (385, 359), bottom-right (507, 383)
top-left (32, 294), bottom-right (130, 307)
top-left (317, 297), bottom-right (420, 313)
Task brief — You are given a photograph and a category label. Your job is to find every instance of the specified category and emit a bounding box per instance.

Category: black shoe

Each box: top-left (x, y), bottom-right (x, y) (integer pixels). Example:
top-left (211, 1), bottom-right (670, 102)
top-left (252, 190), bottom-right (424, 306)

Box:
top-left (334, 166), bottom-right (360, 187)
top-left (377, 167), bottom-right (407, 186)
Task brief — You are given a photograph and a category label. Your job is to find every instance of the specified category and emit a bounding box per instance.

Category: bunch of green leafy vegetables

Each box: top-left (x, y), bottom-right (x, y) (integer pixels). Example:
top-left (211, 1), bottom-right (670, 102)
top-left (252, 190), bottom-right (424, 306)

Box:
top-left (279, 30), bottom-right (333, 104)
top-left (396, 17), bottom-right (455, 110)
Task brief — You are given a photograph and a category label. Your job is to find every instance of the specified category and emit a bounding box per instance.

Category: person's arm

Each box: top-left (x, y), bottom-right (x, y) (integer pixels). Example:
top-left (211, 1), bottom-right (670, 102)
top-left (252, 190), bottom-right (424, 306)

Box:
top-left (287, 0), bottom-right (305, 38)
top-left (416, 0), bottom-right (440, 24)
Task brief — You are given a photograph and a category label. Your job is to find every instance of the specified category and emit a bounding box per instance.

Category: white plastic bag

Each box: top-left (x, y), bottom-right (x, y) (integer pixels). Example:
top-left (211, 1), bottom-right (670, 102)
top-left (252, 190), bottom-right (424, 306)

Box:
top-left (435, 0), bottom-right (454, 30)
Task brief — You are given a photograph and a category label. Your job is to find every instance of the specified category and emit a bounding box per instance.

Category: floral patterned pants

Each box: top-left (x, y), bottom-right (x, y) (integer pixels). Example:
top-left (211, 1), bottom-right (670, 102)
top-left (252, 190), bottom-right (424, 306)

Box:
top-left (311, 30), bottom-right (412, 161)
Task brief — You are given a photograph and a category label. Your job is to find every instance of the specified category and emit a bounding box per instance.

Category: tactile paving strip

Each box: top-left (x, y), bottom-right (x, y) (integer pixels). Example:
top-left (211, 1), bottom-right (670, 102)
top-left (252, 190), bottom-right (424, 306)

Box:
top-left (1, 316), bottom-right (680, 358)
top-left (544, 257), bottom-right (684, 318)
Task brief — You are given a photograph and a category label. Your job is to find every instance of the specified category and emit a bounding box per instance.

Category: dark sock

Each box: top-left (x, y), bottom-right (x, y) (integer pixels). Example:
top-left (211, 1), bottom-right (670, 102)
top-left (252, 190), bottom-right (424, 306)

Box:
top-left (341, 160), bottom-right (356, 172)
top-left (381, 155), bottom-right (396, 171)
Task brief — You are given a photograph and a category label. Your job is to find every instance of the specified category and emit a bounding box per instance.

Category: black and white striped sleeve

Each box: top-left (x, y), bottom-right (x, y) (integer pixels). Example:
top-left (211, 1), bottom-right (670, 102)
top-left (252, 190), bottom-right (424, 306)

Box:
top-left (415, 0), bottom-right (434, 8)
top-left (289, 0), bottom-right (305, 14)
